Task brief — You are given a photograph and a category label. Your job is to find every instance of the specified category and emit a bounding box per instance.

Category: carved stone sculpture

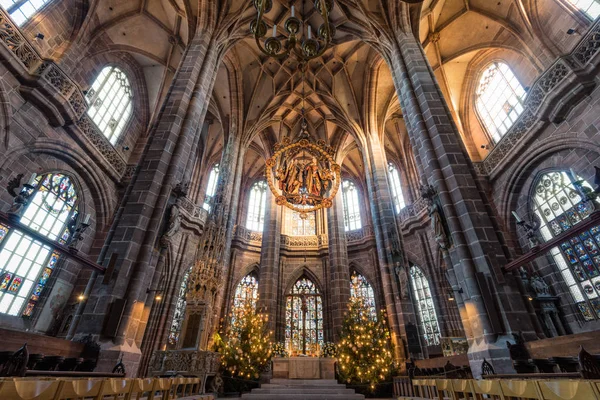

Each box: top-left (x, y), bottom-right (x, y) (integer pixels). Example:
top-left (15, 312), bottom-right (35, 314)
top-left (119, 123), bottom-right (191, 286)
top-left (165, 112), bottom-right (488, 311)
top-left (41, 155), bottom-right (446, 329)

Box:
top-left (396, 262), bottom-right (409, 299)
top-left (163, 203), bottom-right (181, 240)
top-left (530, 274), bottom-right (550, 296)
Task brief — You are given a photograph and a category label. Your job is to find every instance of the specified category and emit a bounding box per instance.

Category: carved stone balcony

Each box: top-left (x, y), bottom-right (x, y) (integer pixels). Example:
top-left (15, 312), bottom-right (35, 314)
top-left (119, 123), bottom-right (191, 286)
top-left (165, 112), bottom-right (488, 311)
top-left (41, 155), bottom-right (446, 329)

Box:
top-left (0, 9), bottom-right (126, 179)
top-left (178, 197), bottom-right (209, 236)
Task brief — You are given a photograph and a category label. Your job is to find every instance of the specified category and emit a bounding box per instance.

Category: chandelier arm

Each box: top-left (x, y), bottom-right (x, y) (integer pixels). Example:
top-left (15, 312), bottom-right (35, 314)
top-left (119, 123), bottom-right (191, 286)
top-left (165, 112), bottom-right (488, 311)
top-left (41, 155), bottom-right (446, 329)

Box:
top-left (252, 0), bottom-right (290, 59)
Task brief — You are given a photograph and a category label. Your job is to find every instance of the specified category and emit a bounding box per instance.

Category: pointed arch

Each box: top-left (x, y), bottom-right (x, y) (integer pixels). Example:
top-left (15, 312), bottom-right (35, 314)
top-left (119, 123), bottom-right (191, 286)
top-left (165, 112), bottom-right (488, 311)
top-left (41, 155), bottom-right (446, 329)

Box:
top-left (409, 264), bottom-right (441, 346)
top-left (349, 270), bottom-right (377, 319)
top-left (285, 274), bottom-right (324, 355)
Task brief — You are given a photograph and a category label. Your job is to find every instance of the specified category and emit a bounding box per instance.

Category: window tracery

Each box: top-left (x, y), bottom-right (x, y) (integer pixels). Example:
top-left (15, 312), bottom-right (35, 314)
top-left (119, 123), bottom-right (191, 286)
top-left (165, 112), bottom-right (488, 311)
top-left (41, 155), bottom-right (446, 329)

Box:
top-left (532, 171), bottom-right (600, 320)
top-left (350, 272), bottom-right (376, 319)
top-left (232, 273), bottom-right (259, 315)
top-left (285, 277), bottom-right (323, 355)
top-left (285, 207), bottom-right (316, 236)
top-left (1, 0), bottom-right (53, 26)
top-left (246, 181), bottom-right (268, 232)
top-left (342, 180), bottom-right (362, 232)
top-left (167, 267), bottom-right (191, 347)
top-left (0, 173), bottom-right (78, 317)
top-left (388, 163), bottom-right (406, 214)
top-left (86, 66), bottom-right (133, 145)
top-left (409, 265), bottom-right (441, 346)
top-left (567, 0), bottom-right (600, 18)
top-left (202, 164), bottom-right (220, 212)
top-left (475, 62), bottom-right (526, 143)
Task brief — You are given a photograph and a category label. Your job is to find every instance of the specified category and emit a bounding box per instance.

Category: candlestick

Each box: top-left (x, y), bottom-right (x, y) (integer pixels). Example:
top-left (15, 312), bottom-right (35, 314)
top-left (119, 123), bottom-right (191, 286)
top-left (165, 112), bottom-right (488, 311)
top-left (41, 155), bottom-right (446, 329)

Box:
top-left (291, 5), bottom-right (295, 17)
top-left (29, 173), bottom-right (36, 184)
top-left (512, 211), bottom-right (522, 223)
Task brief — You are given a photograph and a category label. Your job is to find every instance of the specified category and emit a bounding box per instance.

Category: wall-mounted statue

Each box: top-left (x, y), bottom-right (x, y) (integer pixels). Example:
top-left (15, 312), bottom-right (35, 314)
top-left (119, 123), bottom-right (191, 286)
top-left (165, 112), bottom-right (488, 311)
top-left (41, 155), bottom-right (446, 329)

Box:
top-left (420, 184), bottom-right (452, 250)
top-left (395, 262), bottom-right (409, 299)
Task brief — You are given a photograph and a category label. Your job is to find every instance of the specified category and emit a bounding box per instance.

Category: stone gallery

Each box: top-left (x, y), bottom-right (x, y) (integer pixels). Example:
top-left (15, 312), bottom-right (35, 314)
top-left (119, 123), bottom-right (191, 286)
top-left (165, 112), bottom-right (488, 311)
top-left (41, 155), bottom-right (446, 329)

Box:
top-left (0, 0), bottom-right (600, 399)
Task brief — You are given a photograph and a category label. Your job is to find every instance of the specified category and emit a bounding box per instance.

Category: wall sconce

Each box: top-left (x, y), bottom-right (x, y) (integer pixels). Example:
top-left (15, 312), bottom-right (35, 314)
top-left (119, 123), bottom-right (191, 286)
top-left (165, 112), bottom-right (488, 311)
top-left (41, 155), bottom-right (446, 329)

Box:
top-left (147, 288), bottom-right (164, 302)
top-left (34, 33), bottom-right (45, 40)
top-left (68, 214), bottom-right (91, 253)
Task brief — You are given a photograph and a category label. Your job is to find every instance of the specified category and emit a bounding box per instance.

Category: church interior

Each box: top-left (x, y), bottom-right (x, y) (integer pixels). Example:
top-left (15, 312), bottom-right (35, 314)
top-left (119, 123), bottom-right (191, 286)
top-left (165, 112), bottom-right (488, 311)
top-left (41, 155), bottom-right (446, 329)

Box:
top-left (1, 0), bottom-right (600, 399)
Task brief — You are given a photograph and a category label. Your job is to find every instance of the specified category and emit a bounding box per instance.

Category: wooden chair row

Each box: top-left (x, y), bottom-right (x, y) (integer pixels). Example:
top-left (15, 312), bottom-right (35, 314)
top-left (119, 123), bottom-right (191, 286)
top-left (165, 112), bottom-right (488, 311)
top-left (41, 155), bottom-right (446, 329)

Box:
top-left (0, 376), bottom-right (211, 400)
top-left (411, 378), bottom-right (600, 400)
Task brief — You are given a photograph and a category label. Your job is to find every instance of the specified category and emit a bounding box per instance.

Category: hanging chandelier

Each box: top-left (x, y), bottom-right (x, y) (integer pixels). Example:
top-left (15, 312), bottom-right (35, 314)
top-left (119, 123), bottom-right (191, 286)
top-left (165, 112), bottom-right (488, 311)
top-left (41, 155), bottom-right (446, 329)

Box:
top-left (251, 0), bottom-right (335, 61)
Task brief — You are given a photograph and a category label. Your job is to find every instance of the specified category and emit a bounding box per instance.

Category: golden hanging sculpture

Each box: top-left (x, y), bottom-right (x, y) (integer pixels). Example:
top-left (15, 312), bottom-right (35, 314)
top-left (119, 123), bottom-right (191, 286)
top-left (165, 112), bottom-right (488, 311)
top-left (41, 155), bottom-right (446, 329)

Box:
top-left (265, 135), bottom-right (341, 218)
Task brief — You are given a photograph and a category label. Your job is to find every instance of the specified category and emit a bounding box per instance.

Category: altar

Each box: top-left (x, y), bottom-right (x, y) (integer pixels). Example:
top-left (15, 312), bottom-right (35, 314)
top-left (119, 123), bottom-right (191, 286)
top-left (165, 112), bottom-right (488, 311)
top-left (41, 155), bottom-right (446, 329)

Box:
top-left (272, 357), bottom-right (336, 379)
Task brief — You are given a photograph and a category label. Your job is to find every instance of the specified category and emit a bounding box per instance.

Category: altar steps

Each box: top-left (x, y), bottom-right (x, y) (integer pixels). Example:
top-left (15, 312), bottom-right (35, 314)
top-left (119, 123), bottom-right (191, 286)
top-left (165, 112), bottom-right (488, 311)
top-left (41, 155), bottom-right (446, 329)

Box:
top-left (240, 379), bottom-right (365, 399)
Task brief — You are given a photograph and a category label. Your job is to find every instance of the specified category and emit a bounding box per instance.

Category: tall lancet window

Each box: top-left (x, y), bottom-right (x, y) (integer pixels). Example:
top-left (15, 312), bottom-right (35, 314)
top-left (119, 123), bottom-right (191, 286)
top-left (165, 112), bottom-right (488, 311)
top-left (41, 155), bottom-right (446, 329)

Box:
top-left (246, 181), bottom-right (268, 232)
top-left (0, 173), bottom-right (79, 317)
top-left (285, 207), bottom-right (316, 236)
top-left (532, 171), bottom-right (600, 320)
top-left (285, 277), bottom-right (323, 355)
top-left (1, 0), bottom-right (53, 26)
top-left (167, 267), bottom-right (191, 347)
top-left (202, 164), bottom-right (220, 212)
top-left (476, 62), bottom-right (526, 143)
top-left (567, 0), bottom-right (600, 18)
top-left (232, 273), bottom-right (259, 313)
top-left (86, 66), bottom-right (133, 145)
top-left (350, 272), bottom-right (376, 319)
top-left (409, 265), bottom-right (441, 346)
top-left (342, 180), bottom-right (362, 231)
top-left (388, 163), bottom-right (406, 213)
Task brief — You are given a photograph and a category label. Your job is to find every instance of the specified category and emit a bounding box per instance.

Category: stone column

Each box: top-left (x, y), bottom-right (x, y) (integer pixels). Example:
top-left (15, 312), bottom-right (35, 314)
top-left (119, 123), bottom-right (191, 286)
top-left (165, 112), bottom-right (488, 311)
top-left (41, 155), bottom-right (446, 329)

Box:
top-left (386, 32), bottom-right (535, 375)
top-left (258, 191), bottom-right (282, 336)
top-left (362, 133), bottom-right (410, 361)
top-left (72, 30), bottom-right (223, 375)
top-left (326, 192), bottom-right (350, 341)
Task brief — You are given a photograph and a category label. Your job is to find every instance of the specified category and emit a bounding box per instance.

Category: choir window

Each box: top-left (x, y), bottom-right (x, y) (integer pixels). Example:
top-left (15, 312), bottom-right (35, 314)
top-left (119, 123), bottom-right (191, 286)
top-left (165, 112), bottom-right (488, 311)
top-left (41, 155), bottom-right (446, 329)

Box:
top-left (1, 0), bottom-right (53, 26)
top-left (231, 273), bottom-right (259, 314)
top-left (350, 271), bottom-right (376, 319)
top-left (246, 181), bottom-right (268, 232)
top-left (388, 163), bottom-right (406, 214)
top-left (567, 0), bottom-right (600, 18)
top-left (0, 173), bottom-right (79, 317)
top-left (475, 62), bottom-right (526, 143)
top-left (86, 66), bottom-right (133, 145)
top-left (342, 180), bottom-right (362, 231)
top-left (285, 207), bottom-right (316, 236)
top-left (285, 277), bottom-right (323, 355)
top-left (409, 265), bottom-right (441, 346)
top-left (202, 164), bottom-right (220, 212)
top-left (532, 171), bottom-right (600, 321)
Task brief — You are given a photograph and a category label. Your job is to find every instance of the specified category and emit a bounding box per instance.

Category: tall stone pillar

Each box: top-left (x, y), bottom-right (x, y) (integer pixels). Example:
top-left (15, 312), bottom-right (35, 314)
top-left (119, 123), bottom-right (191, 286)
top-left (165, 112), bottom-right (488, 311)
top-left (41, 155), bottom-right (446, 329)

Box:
top-left (72, 30), bottom-right (223, 375)
top-left (326, 192), bottom-right (350, 341)
top-left (385, 31), bottom-right (535, 375)
top-left (257, 192), bottom-right (282, 337)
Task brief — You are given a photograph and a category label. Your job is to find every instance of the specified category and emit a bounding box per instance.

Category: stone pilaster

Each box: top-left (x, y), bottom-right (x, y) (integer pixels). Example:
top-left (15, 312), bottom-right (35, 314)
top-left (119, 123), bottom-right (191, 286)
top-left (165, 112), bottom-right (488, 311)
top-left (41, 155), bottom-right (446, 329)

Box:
top-left (386, 31), bottom-right (536, 375)
top-left (326, 192), bottom-right (350, 340)
top-left (72, 30), bottom-right (223, 375)
top-left (257, 192), bottom-right (282, 336)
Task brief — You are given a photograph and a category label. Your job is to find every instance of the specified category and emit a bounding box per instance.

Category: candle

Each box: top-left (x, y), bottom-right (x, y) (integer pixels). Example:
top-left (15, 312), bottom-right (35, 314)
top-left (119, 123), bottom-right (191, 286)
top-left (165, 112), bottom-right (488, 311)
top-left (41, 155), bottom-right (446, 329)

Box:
top-left (272, 25), bottom-right (277, 37)
top-left (308, 25), bottom-right (312, 39)
top-left (291, 5), bottom-right (295, 17)
top-left (83, 213), bottom-right (91, 225)
top-left (512, 211), bottom-right (522, 223)
top-left (29, 173), bottom-right (36, 184)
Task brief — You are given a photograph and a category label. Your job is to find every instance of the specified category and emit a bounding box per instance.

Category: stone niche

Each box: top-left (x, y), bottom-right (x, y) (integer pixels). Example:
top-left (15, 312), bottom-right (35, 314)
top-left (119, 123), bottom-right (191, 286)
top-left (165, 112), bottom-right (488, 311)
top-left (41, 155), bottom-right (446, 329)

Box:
top-left (272, 357), bottom-right (336, 379)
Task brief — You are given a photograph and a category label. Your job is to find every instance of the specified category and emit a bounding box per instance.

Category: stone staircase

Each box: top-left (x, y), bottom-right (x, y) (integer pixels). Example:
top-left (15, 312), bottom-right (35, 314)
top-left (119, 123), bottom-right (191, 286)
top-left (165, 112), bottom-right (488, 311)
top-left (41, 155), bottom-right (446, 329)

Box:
top-left (240, 379), bottom-right (365, 399)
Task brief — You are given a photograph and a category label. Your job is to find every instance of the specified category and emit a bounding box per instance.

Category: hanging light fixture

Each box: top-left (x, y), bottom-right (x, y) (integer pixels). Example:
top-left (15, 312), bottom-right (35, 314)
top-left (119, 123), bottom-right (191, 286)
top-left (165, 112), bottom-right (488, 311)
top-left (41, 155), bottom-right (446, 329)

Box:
top-left (251, 0), bottom-right (335, 61)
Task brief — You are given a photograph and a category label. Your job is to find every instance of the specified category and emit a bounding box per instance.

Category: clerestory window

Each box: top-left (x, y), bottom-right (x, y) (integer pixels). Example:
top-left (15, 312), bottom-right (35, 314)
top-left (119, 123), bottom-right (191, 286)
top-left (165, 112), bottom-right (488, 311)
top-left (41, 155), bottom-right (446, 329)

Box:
top-left (342, 180), bottom-right (362, 232)
top-left (1, 0), bottom-right (53, 26)
top-left (566, 0), bottom-right (600, 19)
top-left (246, 181), bottom-right (268, 232)
top-left (388, 163), bottom-right (406, 214)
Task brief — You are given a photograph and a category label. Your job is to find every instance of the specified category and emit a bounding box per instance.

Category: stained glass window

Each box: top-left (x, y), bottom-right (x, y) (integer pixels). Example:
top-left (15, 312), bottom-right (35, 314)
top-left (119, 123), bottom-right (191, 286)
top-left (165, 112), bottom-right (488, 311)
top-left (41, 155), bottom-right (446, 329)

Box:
top-left (232, 274), bottom-right (259, 314)
top-left (202, 164), bottom-right (220, 212)
top-left (285, 277), bottom-right (323, 355)
top-left (167, 267), bottom-right (191, 347)
top-left (567, 0), bottom-right (600, 18)
top-left (0, 173), bottom-right (78, 317)
top-left (476, 62), bottom-right (526, 143)
top-left (409, 265), bottom-right (441, 346)
top-left (388, 163), bottom-right (406, 214)
top-left (246, 181), bottom-right (268, 232)
top-left (86, 66), bottom-right (133, 145)
top-left (532, 171), bottom-right (600, 320)
top-left (1, 0), bottom-right (53, 26)
top-left (342, 180), bottom-right (362, 231)
top-left (285, 207), bottom-right (316, 236)
top-left (350, 272), bottom-right (376, 319)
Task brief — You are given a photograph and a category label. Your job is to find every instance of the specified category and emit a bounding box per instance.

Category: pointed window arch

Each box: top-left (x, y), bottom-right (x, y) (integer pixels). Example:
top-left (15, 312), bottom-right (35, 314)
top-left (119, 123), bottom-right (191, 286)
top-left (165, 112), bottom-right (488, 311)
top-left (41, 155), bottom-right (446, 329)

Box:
top-left (246, 181), bottom-right (268, 232)
top-left (167, 267), bottom-right (192, 347)
top-left (202, 164), bottom-right (220, 212)
top-left (350, 271), bottom-right (376, 319)
top-left (86, 66), bottom-right (133, 145)
top-left (232, 273), bottom-right (259, 312)
top-left (409, 265), bottom-right (441, 346)
top-left (1, 0), bottom-right (54, 26)
top-left (566, 0), bottom-right (600, 18)
top-left (475, 62), bottom-right (526, 143)
top-left (342, 180), bottom-right (362, 231)
top-left (388, 163), bottom-right (406, 213)
top-left (285, 276), bottom-right (323, 355)
top-left (0, 173), bottom-right (79, 317)
top-left (531, 170), bottom-right (600, 320)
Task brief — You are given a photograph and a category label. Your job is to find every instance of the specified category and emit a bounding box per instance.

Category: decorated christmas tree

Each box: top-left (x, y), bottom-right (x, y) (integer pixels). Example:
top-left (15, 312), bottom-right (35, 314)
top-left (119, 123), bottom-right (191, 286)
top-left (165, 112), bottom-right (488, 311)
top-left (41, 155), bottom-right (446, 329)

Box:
top-left (336, 297), bottom-right (394, 390)
top-left (216, 300), bottom-right (272, 380)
